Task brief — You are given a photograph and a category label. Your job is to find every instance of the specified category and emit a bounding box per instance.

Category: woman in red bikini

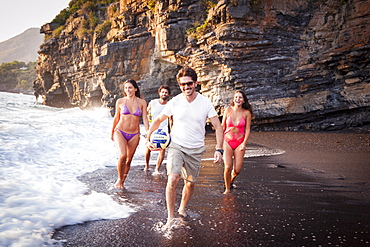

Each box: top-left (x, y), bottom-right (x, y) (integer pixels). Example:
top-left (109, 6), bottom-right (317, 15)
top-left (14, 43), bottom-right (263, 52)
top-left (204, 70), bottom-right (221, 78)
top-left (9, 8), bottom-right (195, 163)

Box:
top-left (222, 90), bottom-right (253, 194)
top-left (111, 79), bottom-right (149, 189)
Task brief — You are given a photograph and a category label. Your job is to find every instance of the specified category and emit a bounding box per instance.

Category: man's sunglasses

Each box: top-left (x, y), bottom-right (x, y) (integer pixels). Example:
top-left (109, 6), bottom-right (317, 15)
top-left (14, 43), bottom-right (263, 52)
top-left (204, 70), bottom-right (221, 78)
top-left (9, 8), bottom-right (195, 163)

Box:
top-left (179, 81), bottom-right (194, 87)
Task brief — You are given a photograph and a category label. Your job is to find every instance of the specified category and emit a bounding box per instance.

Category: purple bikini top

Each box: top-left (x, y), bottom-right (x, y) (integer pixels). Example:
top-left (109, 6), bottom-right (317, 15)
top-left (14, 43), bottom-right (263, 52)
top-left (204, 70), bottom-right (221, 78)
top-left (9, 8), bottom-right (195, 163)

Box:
top-left (121, 99), bottom-right (142, 117)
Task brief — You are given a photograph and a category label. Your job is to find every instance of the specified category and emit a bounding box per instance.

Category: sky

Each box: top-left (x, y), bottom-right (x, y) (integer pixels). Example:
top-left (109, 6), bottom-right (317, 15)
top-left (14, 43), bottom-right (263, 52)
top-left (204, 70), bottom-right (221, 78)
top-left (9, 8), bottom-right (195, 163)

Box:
top-left (0, 0), bottom-right (71, 43)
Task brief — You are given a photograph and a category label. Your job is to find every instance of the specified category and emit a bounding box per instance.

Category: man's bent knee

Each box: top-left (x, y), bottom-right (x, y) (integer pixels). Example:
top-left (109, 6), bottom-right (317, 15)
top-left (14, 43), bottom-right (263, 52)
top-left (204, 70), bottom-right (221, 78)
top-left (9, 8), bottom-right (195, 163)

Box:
top-left (167, 174), bottom-right (180, 185)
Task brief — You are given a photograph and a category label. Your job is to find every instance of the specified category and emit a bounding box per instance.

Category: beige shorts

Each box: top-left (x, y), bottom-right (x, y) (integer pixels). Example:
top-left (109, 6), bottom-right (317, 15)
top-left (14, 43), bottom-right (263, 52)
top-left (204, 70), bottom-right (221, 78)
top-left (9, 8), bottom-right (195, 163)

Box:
top-left (167, 142), bottom-right (206, 183)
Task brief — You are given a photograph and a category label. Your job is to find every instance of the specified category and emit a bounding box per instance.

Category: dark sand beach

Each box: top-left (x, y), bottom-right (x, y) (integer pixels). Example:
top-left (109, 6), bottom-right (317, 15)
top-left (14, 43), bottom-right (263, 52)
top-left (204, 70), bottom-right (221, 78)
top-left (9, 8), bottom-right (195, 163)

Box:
top-left (53, 130), bottom-right (370, 246)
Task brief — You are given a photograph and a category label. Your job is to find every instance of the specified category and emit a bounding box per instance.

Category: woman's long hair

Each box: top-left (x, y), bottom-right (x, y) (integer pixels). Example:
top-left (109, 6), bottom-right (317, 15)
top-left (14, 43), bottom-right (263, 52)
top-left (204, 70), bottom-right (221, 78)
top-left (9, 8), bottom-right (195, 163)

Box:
top-left (230, 90), bottom-right (253, 115)
top-left (123, 79), bottom-right (141, 98)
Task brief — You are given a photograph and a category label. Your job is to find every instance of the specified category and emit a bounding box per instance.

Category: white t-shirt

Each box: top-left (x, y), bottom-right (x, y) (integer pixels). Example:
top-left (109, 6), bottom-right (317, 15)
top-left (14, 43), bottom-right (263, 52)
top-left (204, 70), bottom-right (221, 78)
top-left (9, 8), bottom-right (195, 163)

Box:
top-left (161, 93), bottom-right (217, 148)
top-left (150, 99), bottom-right (168, 131)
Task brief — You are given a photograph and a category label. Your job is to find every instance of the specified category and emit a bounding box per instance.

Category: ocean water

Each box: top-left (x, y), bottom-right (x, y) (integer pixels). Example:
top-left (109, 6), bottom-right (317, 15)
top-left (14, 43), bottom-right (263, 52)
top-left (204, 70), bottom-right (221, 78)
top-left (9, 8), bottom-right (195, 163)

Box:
top-left (0, 92), bottom-right (285, 247)
top-left (0, 92), bottom-right (143, 246)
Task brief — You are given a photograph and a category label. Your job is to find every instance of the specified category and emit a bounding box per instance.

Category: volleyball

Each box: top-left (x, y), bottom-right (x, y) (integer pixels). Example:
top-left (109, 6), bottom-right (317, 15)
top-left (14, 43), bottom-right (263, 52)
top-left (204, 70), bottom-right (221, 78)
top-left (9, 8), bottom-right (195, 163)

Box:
top-left (150, 129), bottom-right (171, 149)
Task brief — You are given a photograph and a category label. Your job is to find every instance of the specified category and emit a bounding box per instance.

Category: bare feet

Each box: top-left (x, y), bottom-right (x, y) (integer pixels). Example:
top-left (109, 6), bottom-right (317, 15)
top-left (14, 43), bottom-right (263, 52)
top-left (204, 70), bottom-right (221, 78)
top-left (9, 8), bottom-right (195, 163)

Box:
top-left (223, 182), bottom-right (235, 194)
top-left (177, 210), bottom-right (187, 218)
top-left (223, 189), bottom-right (231, 194)
top-left (164, 218), bottom-right (175, 229)
top-left (162, 218), bottom-right (186, 232)
top-left (153, 169), bottom-right (162, 175)
top-left (115, 179), bottom-right (124, 189)
top-left (143, 166), bottom-right (149, 172)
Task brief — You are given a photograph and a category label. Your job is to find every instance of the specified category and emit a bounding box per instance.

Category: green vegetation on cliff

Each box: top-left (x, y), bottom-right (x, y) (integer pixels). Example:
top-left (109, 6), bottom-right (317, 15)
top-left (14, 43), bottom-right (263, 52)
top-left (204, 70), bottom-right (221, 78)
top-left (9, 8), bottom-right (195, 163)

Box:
top-left (49, 0), bottom-right (119, 39)
top-left (0, 61), bottom-right (37, 92)
top-left (52, 0), bottom-right (118, 26)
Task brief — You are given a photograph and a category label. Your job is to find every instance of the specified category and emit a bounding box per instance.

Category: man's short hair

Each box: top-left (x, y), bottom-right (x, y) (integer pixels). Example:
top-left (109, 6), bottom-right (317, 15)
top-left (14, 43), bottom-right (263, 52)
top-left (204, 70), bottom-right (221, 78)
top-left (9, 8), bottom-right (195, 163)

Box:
top-left (158, 85), bottom-right (171, 95)
top-left (176, 67), bottom-right (197, 82)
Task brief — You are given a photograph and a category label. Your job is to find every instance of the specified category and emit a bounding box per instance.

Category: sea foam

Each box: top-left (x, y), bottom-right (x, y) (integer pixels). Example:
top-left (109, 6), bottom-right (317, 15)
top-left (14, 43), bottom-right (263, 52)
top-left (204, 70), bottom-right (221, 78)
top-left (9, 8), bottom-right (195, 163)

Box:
top-left (0, 92), bottom-right (138, 246)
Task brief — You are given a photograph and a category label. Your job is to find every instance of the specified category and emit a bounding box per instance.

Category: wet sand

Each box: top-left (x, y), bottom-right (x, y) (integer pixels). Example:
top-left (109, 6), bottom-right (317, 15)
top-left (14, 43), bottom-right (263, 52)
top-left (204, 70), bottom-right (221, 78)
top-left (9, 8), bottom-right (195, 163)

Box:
top-left (52, 131), bottom-right (370, 246)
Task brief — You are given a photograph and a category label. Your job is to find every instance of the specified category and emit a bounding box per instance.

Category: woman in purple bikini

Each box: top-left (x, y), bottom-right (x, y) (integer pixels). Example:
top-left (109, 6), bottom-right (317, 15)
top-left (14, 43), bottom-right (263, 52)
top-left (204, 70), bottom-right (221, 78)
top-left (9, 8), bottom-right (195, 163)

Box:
top-left (111, 79), bottom-right (149, 189)
top-left (222, 90), bottom-right (253, 194)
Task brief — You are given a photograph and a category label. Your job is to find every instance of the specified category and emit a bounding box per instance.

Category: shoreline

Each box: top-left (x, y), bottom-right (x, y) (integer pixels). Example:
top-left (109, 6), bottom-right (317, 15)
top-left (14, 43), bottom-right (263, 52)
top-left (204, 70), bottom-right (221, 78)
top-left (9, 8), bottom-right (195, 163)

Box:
top-left (248, 130), bottom-right (370, 202)
top-left (0, 89), bottom-right (34, 95)
top-left (52, 131), bottom-right (370, 246)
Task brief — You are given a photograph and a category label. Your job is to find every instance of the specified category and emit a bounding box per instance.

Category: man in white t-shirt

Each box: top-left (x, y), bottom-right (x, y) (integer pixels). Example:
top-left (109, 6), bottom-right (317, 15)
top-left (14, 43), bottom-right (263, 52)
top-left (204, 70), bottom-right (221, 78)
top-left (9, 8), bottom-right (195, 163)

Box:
top-left (146, 67), bottom-right (223, 228)
top-left (144, 85), bottom-right (171, 174)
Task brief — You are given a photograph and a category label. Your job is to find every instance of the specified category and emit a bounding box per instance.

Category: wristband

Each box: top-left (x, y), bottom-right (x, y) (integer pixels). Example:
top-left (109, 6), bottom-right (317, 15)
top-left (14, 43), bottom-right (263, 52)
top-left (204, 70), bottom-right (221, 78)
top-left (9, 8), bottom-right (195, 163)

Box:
top-left (215, 149), bottom-right (224, 155)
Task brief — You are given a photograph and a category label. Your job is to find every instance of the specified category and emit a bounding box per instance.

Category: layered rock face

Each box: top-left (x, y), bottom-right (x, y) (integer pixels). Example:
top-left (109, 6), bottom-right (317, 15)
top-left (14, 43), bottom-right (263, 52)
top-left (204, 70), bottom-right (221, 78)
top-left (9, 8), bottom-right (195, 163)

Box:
top-left (34, 0), bottom-right (370, 131)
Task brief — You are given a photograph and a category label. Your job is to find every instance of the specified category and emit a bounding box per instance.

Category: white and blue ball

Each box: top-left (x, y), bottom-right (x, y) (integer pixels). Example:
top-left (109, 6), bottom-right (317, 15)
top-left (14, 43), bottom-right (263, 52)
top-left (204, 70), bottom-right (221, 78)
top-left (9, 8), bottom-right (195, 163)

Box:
top-left (150, 129), bottom-right (171, 149)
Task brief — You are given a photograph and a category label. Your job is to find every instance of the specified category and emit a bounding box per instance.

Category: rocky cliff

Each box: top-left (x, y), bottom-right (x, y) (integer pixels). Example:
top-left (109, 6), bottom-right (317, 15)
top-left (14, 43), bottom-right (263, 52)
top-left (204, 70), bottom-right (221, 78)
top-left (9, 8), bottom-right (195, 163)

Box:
top-left (34, 0), bottom-right (370, 131)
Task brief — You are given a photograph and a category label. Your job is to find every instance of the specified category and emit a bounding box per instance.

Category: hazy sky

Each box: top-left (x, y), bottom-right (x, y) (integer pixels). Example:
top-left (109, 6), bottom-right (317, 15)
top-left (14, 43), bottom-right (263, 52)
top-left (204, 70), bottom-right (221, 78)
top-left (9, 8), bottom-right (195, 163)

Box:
top-left (0, 0), bottom-right (70, 43)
